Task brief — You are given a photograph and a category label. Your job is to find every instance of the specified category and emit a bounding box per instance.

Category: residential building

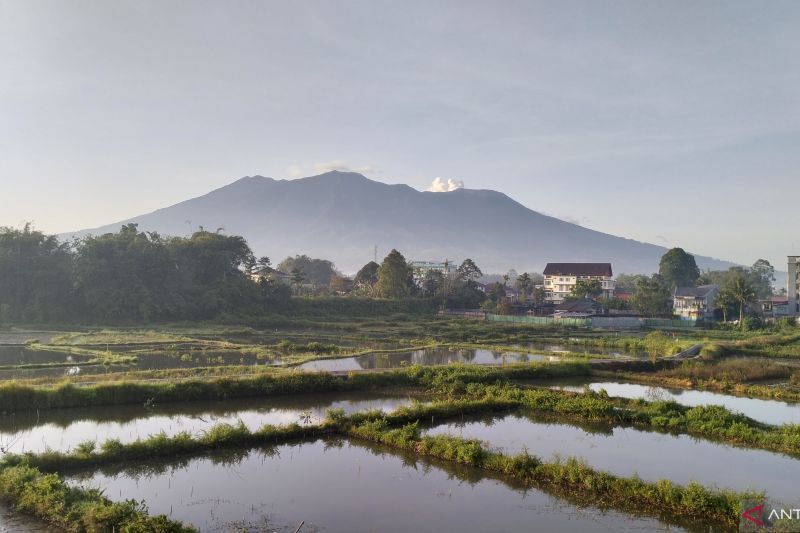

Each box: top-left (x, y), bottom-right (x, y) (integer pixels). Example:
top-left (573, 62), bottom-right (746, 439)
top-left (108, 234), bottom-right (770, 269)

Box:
top-left (760, 296), bottom-right (791, 319)
top-left (542, 263), bottom-right (614, 303)
top-left (789, 256), bottom-right (800, 317)
top-left (673, 285), bottom-right (719, 321)
top-left (410, 260), bottom-right (457, 281)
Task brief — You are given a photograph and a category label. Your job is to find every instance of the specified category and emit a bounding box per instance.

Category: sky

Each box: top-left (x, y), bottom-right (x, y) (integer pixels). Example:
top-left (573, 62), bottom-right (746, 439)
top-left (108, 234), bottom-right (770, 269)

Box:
top-left (1, 0), bottom-right (798, 269)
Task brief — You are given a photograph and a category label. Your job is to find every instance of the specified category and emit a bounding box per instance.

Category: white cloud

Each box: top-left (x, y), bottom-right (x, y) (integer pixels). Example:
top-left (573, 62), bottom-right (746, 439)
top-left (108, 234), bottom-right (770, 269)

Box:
top-left (312, 160), bottom-right (376, 175)
top-left (426, 177), bottom-right (464, 192)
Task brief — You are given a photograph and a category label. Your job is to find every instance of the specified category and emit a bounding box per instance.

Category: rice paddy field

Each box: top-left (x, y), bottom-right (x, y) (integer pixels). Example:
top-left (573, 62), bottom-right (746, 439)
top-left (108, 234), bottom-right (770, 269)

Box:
top-left (1, 318), bottom-right (799, 532)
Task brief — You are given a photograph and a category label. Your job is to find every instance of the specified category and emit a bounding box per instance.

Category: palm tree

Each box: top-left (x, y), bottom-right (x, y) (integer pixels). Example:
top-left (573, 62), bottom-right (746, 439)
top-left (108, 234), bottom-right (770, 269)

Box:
top-left (727, 275), bottom-right (756, 328)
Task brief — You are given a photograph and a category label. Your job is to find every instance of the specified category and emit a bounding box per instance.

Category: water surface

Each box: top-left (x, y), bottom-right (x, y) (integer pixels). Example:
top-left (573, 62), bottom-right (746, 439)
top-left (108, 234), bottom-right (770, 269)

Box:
top-left (546, 379), bottom-right (800, 426)
top-left (71, 438), bottom-right (685, 532)
top-left (427, 413), bottom-right (799, 504)
top-left (298, 348), bottom-right (562, 372)
top-left (0, 392), bottom-right (417, 454)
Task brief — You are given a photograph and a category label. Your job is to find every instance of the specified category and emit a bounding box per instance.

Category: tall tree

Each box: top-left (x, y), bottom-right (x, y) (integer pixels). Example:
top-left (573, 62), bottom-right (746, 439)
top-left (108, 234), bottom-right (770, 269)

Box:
top-left (751, 259), bottom-right (775, 299)
top-left (724, 272), bottom-right (756, 328)
top-left (515, 272), bottom-right (533, 301)
top-left (376, 249), bottom-right (414, 298)
top-left (630, 275), bottom-right (671, 316)
top-left (659, 248), bottom-right (700, 289)
top-left (456, 259), bottom-right (483, 289)
top-left (0, 224), bottom-right (73, 322)
top-left (290, 267), bottom-right (306, 293)
top-left (353, 261), bottom-right (380, 290)
top-left (277, 255), bottom-right (337, 287)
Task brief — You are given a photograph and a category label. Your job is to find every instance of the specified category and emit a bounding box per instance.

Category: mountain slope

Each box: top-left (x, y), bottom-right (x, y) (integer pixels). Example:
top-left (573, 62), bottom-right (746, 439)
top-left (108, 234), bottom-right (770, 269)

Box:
top-left (65, 171), bottom-right (735, 274)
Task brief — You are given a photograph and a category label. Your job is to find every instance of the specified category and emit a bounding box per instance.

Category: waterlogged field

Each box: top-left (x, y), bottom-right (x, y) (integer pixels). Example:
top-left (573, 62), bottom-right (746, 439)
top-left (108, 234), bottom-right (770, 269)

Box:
top-left (0, 391), bottom-right (420, 454)
top-left (546, 379), bottom-right (800, 425)
top-left (426, 412), bottom-right (800, 505)
top-left (2, 322), bottom-right (800, 531)
top-left (69, 438), bottom-right (684, 533)
top-left (297, 347), bottom-right (565, 372)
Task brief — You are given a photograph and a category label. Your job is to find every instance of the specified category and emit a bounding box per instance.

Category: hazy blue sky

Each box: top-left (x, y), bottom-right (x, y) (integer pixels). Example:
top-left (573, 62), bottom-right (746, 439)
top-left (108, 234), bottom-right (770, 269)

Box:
top-left (1, 1), bottom-right (798, 268)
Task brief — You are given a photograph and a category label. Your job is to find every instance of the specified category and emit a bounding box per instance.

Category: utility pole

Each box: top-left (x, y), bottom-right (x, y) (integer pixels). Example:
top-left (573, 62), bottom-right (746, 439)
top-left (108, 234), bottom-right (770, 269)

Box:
top-left (374, 245), bottom-right (378, 263)
top-left (442, 259), bottom-right (449, 312)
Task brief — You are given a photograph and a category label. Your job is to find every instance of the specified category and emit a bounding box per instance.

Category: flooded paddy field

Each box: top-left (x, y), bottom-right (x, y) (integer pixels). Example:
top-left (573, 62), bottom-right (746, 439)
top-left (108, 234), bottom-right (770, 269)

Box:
top-left (427, 412), bottom-right (799, 505)
top-left (0, 391), bottom-right (420, 454)
top-left (0, 346), bottom-right (91, 367)
top-left (69, 438), bottom-right (690, 532)
top-left (543, 378), bottom-right (800, 426)
top-left (297, 347), bottom-right (565, 372)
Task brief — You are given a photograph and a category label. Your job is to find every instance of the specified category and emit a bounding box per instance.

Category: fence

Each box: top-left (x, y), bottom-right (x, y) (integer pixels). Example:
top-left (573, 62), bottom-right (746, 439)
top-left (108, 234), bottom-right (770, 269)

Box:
top-left (485, 314), bottom-right (592, 327)
top-left (643, 318), bottom-right (700, 329)
top-left (443, 310), bottom-right (701, 329)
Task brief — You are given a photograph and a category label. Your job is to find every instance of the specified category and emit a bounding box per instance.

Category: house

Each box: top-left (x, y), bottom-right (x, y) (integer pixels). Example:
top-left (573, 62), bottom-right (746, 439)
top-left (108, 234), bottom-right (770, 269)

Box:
top-left (789, 256), bottom-right (800, 317)
top-left (673, 285), bottom-right (719, 321)
top-left (410, 260), bottom-right (457, 283)
top-left (542, 263), bottom-right (615, 303)
top-left (760, 296), bottom-right (791, 319)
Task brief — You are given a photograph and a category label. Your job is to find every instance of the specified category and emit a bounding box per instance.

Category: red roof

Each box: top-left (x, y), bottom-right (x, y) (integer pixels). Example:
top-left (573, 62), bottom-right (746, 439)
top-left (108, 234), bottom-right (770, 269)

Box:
top-left (543, 263), bottom-right (613, 277)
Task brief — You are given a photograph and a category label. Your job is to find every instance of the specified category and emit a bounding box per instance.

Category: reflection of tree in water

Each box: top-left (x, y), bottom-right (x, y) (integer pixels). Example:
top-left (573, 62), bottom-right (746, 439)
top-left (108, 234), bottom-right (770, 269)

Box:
top-left (645, 387), bottom-right (669, 402)
top-left (458, 349), bottom-right (477, 363)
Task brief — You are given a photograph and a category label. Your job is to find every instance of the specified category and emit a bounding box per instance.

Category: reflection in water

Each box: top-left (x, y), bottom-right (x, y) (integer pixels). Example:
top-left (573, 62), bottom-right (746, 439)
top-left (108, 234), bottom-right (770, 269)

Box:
top-left (0, 346), bottom-right (89, 366)
top-left (70, 439), bottom-right (683, 533)
top-left (427, 412), bottom-right (800, 505)
top-left (0, 501), bottom-right (59, 532)
top-left (298, 348), bottom-right (562, 372)
top-left (548, 379), bottom-right (800, 426)
top-left (0, 392), bottom-right (417, 454)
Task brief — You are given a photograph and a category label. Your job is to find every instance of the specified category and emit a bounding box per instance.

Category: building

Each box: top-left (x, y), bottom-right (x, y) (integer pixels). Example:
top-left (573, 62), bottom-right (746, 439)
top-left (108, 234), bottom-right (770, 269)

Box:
top-left (760, 296), bottom-right (791, 319)
top-left (542, 263), bottom-right (615, 303)
top-left (789, 256), bottom-right (800, 317)
top-left (410, 260), bottom-right (457, 280)
top-left (673, 285), bottom-right (719, 321)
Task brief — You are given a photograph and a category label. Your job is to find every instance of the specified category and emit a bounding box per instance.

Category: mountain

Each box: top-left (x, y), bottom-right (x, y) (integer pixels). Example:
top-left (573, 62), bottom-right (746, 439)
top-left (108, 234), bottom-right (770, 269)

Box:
top-left (64, 171), bottom-right (735, 275)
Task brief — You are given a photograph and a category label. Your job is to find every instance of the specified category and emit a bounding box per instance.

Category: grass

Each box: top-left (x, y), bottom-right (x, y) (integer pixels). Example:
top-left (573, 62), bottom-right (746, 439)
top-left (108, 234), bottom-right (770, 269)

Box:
top-left (0, 464), bottom-right (193, 531)
top-left (0, 361), bottom-right (591, 412)
top-left (345, 419), bottom-right (751, 530)
top-left (592, 358), bottom-right (800, 403)
top-left (0, 398), bottom-right (762, 532)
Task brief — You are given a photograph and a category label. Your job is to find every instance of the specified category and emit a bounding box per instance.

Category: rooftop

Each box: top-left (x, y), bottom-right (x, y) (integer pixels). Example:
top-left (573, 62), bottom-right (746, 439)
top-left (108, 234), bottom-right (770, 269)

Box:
top-left (543, 263), bottom-right (613, 277)
top-left (674, 285), bottom-right (719, 298)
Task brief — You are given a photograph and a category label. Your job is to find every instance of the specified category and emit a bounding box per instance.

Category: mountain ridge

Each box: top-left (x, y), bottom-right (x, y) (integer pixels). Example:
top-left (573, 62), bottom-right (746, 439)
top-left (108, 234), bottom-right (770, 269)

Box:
top-left (64, 171), bottom-right (735, 275)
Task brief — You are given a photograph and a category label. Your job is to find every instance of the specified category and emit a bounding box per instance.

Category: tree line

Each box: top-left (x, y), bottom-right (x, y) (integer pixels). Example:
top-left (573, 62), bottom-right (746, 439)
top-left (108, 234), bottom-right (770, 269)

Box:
top-left (0, 224), bottom-right (292, 323)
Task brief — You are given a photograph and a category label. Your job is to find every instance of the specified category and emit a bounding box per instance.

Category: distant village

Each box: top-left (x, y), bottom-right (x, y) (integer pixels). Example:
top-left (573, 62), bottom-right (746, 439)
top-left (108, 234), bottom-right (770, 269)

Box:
top-left (253, 252), bottom-right (800, 327)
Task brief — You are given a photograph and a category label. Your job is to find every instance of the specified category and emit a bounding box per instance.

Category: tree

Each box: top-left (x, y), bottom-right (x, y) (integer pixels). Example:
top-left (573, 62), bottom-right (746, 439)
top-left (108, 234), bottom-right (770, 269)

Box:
top-left (751, 259), bottom-right (775, 299)
top-left (376, 249), bottom-right (414, 298)
top-left (568, 279), bottom-right (603, 300)
top-left (353, 261), bottom-right (380, 291)
top-left (456, 259), bottom-right (483, 288)
top-left (630, 275), bottom-right (671, 316)
top-left (0, 223), bottom-right (74, 322)
top-left (290, 267), bottom-right (306, 294)
top-left (487, 282), bottom-right (506, 302)
top-left (515, 272), bottom-right (533, 302)
top-left (277, 255), bottom-right (337, 287)
top-left (422, 269), bottom-right (444, 297)
top-left (614, 273), bottom-right (649, 292)
top-left (659, 248), bottom-right (700, 289)
top-left (715, 287), bottom-right (736, 322)
top-left (724, 271), bottom-right (756, 328)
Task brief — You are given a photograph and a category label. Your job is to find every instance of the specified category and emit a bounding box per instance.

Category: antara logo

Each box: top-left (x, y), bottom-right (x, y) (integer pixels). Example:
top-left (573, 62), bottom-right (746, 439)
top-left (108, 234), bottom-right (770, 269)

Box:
top-left (742, 503), bottom-right (765, 527)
